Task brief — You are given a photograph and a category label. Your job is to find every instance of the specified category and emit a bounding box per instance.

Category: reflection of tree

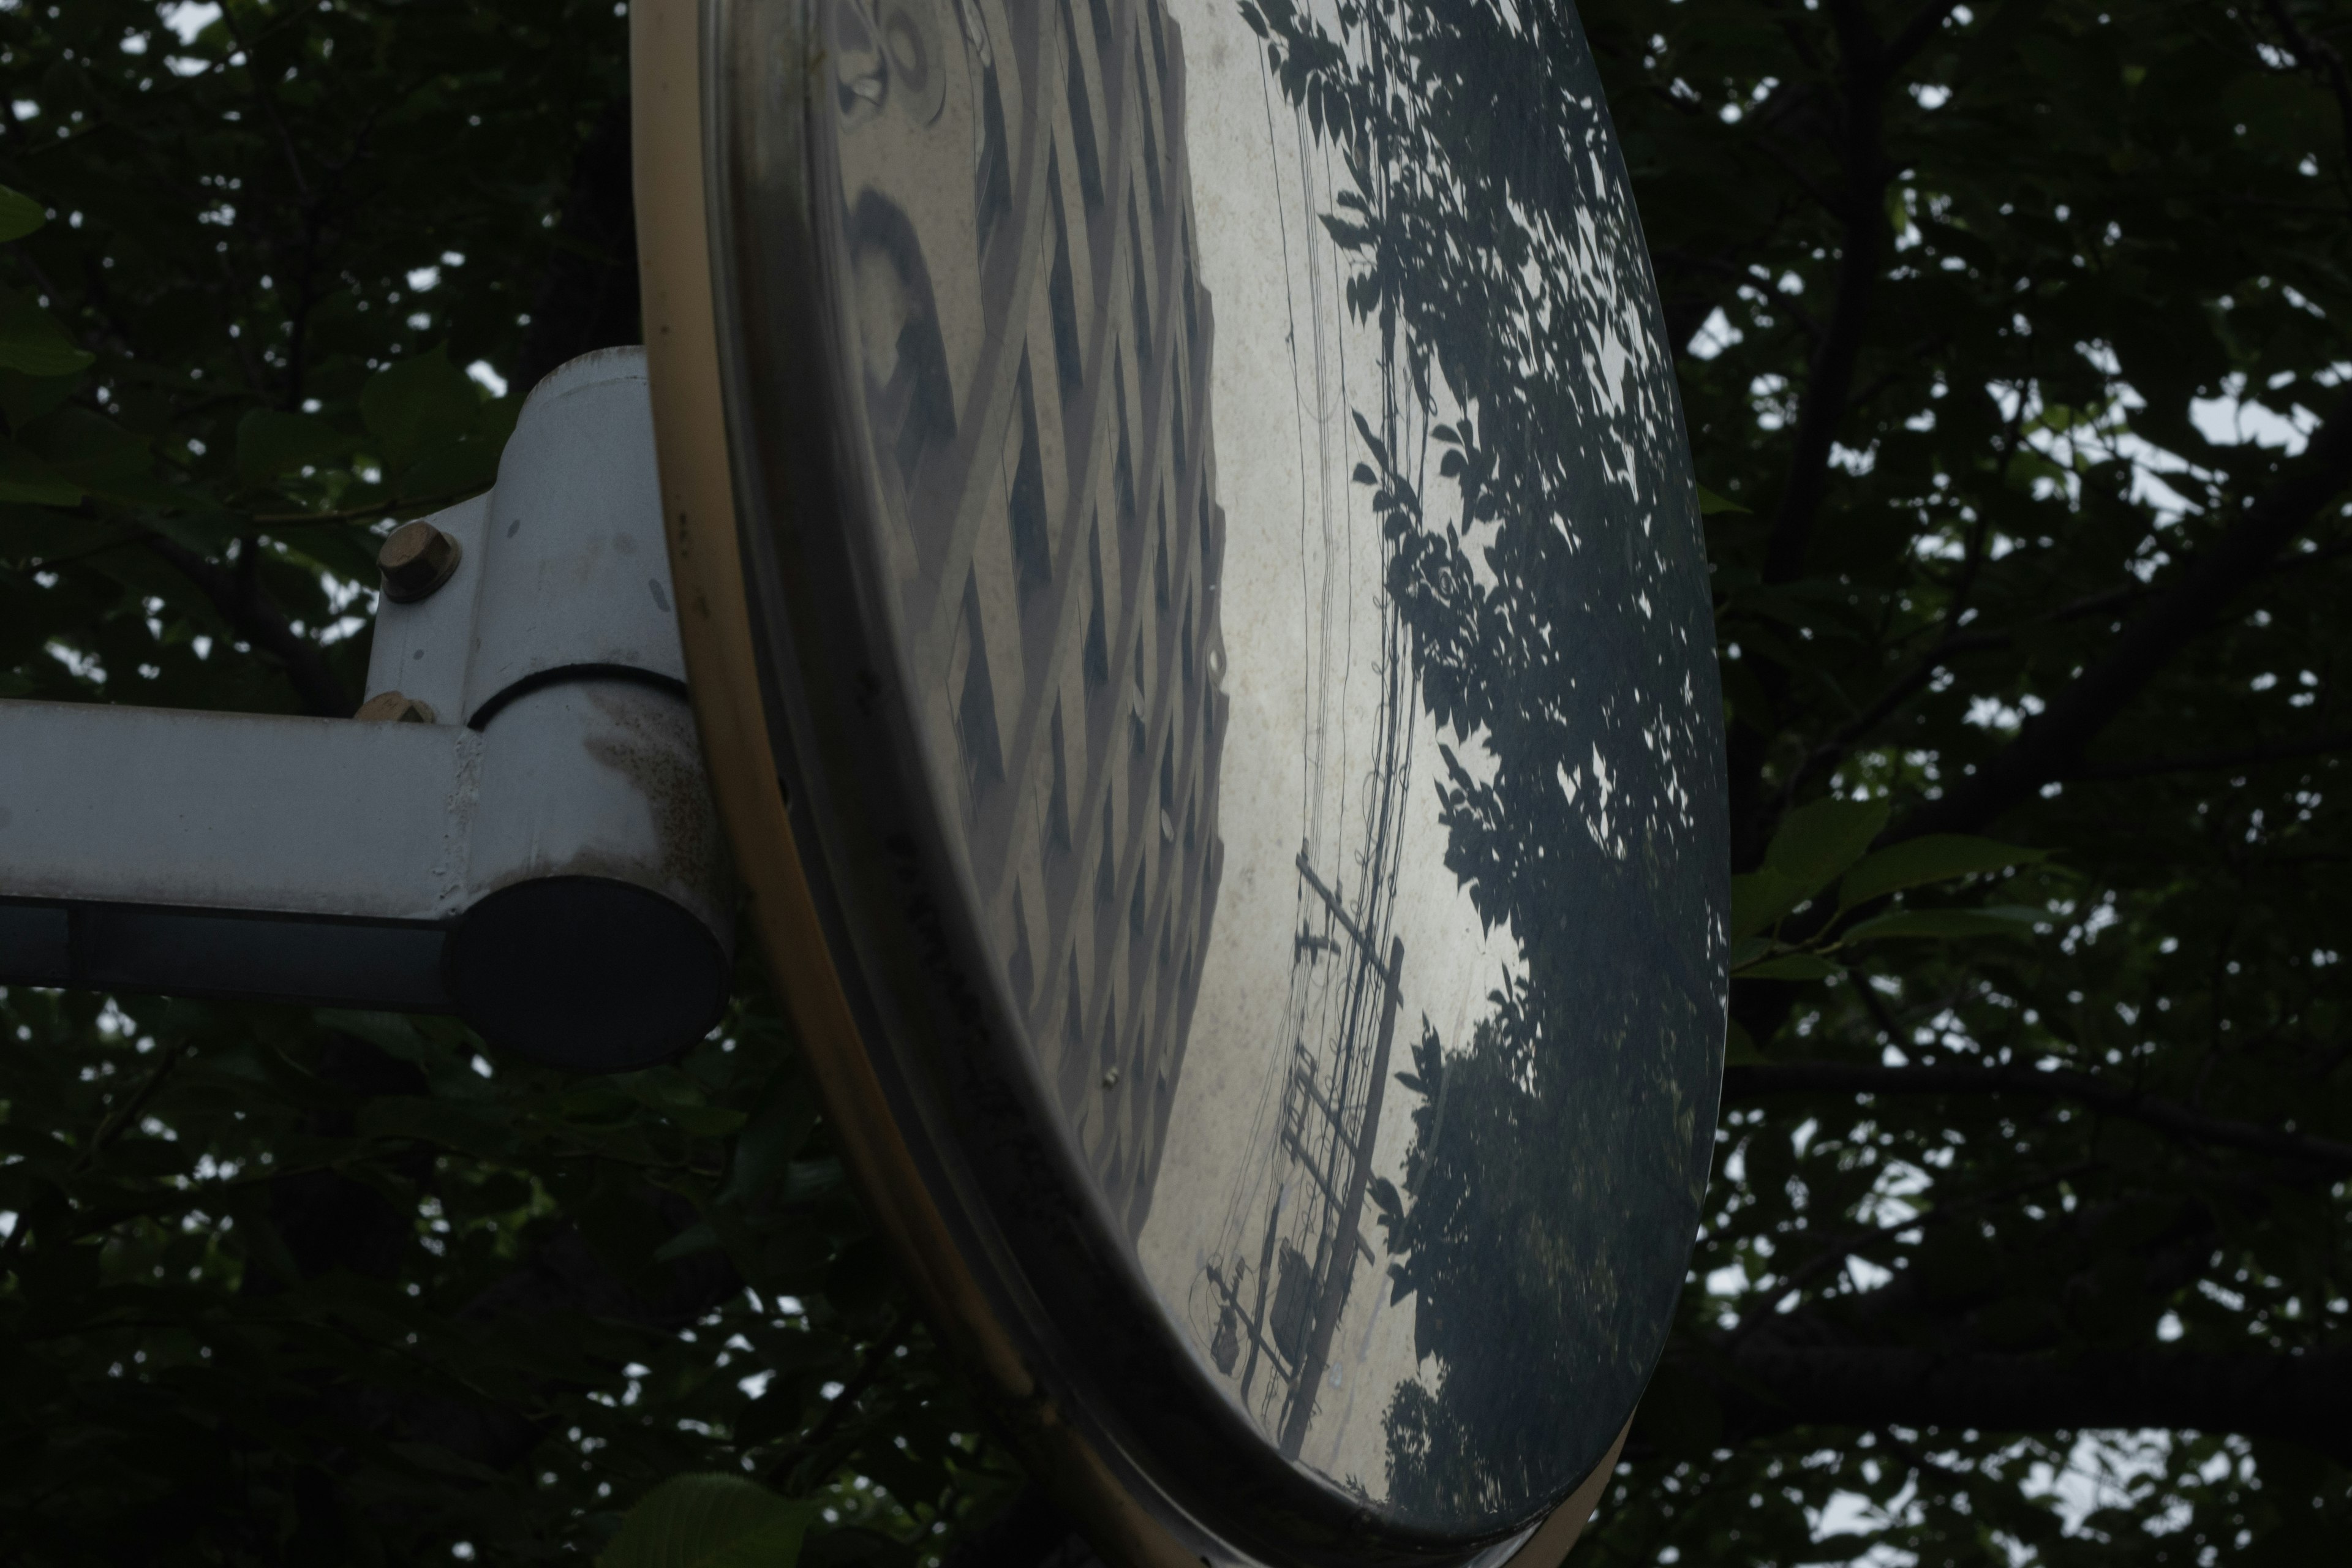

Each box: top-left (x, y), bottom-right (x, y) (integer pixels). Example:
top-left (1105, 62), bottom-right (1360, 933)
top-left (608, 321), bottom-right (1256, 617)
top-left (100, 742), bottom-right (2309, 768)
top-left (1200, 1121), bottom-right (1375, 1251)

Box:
top-left (1244, 0), bottom-right (1729, 1526)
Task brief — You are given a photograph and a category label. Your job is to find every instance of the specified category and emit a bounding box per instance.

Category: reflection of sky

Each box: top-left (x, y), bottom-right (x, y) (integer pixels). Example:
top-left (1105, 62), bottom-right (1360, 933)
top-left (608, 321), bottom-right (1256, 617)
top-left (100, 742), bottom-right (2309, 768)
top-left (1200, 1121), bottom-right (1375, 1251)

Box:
top-left (1134, 0), bottom-right (1528, 1497)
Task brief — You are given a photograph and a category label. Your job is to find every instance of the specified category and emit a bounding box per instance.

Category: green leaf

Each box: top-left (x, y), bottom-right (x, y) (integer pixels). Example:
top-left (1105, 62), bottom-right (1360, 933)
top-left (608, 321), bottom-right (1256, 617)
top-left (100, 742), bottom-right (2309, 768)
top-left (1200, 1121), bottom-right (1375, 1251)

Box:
top-left (652, 1221), bottom-right (720, 1264)
top-left (394, 433), bottom-right (503, 500)
top-left (744, 1324), bottom-right (853, 1376)
top-left (1734, 798), bottom-right (1891, 940)
top-left (1763, 796), bottom-right (1891, 898)
top-left (0, 442), bottom-right (83, 505)
top-left (360, 345), bottom-right (479, 469)
top-left (1722, 1021), bottom-right (1768, 1065)
top-left (353, 1096), bottom-right (519, 1160)
top-left (664, 1102), bottom-right (750, 1138)
top-left (314, 1008), bottom-right (435, 1063)
top-left (1841, 907), bottom-right (2049, 944)
top-left (0, 502), bottom-right (98, 565)
top-left (1695, 483), bottom-right (1750, 515)
top-left (237, 409), bottom-right (356, 483)
top-left (719, 1080), bottom-right (821, 1206)
top-left (1840, 834), bottom-right (2047, 907)
top-left (0, 184), bottom-right (47, 243)
top-left (28, 409), bottom-right (189, 506)
top-left (0, 366), bottom-right (78, 428)
top-left (0, 288), bottom-right (95, 377)
top-left (627, 1073), bottom-right (750, 1138)
top-left (1728, 869), bottom-right (1802, 943)
top-left (1736, 952), bottom-right (1841, 981)
top-left (781, 1156), bottom-right (845, 1205)
top-left (142, 510), bottom-right (247, 555)
top-left (598, 1474), bottom-right (817, 1568)
top-left (1885, 181), bottom-right (1913, 237)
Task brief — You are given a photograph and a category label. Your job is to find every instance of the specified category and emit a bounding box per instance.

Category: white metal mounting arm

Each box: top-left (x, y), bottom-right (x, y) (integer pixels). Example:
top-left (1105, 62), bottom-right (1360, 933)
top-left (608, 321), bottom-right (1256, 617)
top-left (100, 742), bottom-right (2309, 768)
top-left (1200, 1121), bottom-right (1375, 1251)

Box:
top-left (0, 349), bottom-right (733, 1072)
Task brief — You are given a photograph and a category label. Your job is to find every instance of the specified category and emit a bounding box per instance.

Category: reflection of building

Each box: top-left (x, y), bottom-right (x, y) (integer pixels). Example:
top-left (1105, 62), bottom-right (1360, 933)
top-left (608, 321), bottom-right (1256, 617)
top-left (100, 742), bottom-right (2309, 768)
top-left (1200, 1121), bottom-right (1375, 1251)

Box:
top-left (832, 0), bottom-right (1226, 1237)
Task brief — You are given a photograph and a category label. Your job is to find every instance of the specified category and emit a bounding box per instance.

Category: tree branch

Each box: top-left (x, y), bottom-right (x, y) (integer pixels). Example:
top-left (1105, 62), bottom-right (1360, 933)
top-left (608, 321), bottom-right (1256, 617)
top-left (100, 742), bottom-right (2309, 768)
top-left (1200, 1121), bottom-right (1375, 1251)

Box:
top-left (2256, 0), bottom-right (2352, 202)
top-left (1893, 383), bottom-right (2352, 839)
top-left (2064, 725), bottom-right (2352, 781)
top-left (1781, 624), bottom-right (2009, 798)
top-left (939, 1485), bottom-right (1105, 1568)
top-left (1725, 6), bottom-right (1904, 867)
top-left (1657, 1340), bottom-right (2352, 1463)
top-left (252, 484), bottom-right (489, 526)
top-left (1762, 1), bottom-right (1888, 587)
top-left (1776, 534), bottom-right (2342, 802)
top-left (766, 1311), bottom-right (914, 1491)
top-left (511, 99), bottom-right (639, 399)
top-left (360, 1184), bottom-right (745, 1479)
top-left (1724, 1059), bottom-right (2352, 1171)
top-left (1887, 0), bottom-right (1970, 75)
top-left (0, 1036), bottom-right (191, 1274)
top-left (145, 535), bottom-right (353, 718)
top-left (1724, 1159), bottom-right (2094, 1346)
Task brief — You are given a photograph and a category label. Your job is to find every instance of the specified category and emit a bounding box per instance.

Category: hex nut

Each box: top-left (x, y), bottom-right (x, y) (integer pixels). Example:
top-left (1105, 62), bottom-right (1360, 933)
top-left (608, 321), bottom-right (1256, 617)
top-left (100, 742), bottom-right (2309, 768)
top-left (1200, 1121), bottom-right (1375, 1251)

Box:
top-left (378, 519), bottom-right (463, 603)
top-left (354, 690), bottom-right (438, 724)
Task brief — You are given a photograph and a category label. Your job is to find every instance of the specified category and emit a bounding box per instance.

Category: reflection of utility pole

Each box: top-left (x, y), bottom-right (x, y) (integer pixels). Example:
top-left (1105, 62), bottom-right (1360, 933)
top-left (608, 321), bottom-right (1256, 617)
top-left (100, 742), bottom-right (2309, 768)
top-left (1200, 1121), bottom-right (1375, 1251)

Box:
top-left (1277, 848), bottom-right (1404, 1461)
top-left (1237, 1180), bottom-right (1286, 1403)
top-left (1206, 1254), bottom-right (1287, 1390)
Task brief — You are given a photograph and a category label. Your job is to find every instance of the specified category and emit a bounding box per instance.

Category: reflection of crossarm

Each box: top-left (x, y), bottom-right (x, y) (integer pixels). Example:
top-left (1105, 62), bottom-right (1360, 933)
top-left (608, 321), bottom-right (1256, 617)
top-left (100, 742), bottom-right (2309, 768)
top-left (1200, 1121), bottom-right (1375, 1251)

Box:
top-left (1289, 1046), bottom-right (1352, 1139)
top-left (1205, 1259), bottom-right (1300, 1378)
top-left (1276, 1123), bottom-right (1375, 1263)
top-left (1295, 848), bottom-right (1400, 989)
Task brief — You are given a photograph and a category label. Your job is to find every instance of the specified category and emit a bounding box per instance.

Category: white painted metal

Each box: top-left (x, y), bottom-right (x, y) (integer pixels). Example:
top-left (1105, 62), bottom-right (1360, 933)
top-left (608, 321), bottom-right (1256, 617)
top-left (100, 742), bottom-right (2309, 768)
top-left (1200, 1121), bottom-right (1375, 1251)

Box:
top-left (0, 701), bottom-right (475, 922)
top-left (454, 348), bottom-right (687, 724)
top-left (0, 349), bottom-right (731, 1067)
top-left (362, 489), bottom-right (491, 722)
top-left (0, 699), bottom-right (473, 1009)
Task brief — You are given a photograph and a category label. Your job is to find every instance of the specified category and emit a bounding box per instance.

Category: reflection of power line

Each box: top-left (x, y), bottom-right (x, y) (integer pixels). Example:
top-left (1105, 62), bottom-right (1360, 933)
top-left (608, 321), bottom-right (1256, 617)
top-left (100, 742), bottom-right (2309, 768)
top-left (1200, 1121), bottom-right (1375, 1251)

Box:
top-left (1200, 500), bottom-right (1415, 1452)
top-left (1186, 0), bottom-right (1428, 1468)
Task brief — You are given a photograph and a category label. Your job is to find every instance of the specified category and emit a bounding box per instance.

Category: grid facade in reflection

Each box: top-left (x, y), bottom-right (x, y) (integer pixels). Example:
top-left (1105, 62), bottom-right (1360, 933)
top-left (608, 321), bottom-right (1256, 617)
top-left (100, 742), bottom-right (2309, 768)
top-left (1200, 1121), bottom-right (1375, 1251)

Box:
top-left (835, 0), bottom-right (1226, 1238)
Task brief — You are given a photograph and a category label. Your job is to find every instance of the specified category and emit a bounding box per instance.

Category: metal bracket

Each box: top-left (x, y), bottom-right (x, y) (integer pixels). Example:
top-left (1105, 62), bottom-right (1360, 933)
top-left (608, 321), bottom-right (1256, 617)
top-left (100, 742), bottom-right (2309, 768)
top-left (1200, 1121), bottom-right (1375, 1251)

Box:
top-left (0, 349), bottom-right (732, 1071)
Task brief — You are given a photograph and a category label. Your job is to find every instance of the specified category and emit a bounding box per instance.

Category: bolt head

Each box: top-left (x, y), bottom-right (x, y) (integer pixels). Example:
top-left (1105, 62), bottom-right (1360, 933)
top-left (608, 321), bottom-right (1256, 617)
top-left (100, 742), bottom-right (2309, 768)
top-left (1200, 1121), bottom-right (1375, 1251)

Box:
top-left (355, 690), bottom-right (438, 724)
top-left (379, 519), bottom-right (462, 603)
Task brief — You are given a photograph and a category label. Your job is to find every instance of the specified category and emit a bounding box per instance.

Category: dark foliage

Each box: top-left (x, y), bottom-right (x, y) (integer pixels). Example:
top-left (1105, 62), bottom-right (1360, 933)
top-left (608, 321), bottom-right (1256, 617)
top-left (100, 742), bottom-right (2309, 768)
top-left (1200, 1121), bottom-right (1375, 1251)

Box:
top-left (2, 1), bottom-right (2348, 1565)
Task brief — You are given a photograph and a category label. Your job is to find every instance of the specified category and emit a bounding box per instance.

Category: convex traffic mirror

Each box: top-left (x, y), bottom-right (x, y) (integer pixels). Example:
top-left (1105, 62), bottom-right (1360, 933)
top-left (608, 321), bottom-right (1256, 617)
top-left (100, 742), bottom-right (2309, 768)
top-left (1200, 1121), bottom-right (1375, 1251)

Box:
top-left (633, 2), bottom-right (1728, 1565)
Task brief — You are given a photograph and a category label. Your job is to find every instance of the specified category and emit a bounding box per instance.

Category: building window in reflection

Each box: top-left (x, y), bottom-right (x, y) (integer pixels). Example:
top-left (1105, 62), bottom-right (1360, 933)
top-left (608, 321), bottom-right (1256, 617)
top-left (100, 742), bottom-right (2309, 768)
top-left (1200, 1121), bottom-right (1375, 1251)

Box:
top-left (829, 0), bottom-right (1227, 1256)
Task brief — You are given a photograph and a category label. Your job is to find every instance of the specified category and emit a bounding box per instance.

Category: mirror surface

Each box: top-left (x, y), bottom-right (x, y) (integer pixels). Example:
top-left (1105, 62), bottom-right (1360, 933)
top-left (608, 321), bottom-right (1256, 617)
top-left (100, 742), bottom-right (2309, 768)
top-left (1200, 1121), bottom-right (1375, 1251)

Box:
top-left (778, 0), bottom-right (1725, 1539)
